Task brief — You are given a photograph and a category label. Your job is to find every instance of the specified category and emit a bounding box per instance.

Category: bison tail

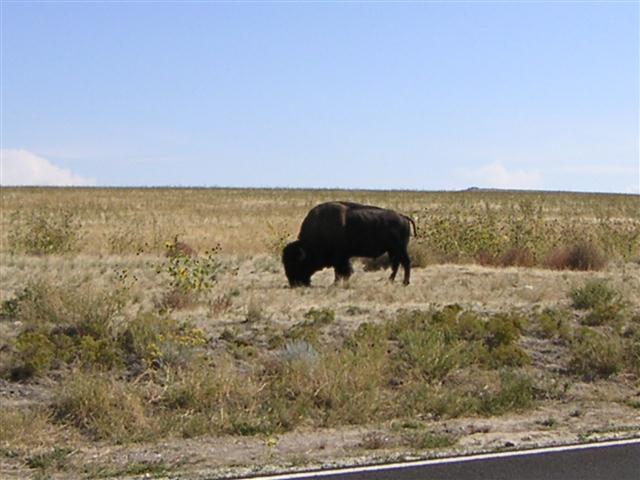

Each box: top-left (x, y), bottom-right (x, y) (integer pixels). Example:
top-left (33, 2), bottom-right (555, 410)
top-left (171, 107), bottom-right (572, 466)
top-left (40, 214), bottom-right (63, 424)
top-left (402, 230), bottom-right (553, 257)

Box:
top-left (402, 215), bottom-right (417, 236)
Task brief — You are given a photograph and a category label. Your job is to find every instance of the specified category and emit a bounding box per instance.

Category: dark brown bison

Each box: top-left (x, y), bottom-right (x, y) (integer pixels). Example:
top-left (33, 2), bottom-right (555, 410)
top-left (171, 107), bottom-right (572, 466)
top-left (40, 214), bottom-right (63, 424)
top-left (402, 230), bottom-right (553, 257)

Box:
top-left (282, 201), bottom-right (416, 287)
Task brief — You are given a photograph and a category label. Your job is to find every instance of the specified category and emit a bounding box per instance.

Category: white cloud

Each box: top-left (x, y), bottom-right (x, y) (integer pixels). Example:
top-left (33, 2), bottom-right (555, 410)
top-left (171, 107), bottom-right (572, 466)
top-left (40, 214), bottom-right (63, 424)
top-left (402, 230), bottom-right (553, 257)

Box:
top-left (458, 161), bottom-right (542, 190)
top-left (0, 149), bottom-right (96, 186)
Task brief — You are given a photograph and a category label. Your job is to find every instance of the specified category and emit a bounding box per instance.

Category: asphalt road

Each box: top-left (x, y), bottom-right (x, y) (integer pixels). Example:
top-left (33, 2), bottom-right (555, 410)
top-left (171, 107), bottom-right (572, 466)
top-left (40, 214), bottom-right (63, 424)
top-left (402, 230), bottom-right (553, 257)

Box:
top-left (239, 438), bottom-right (640, 480)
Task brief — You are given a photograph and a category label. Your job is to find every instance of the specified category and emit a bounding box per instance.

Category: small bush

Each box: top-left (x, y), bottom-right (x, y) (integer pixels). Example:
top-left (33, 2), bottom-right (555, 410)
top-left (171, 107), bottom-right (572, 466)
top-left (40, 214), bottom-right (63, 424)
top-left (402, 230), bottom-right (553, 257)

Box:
top-left (267, 334), bottom-right (390, 429)
top-left (245, 297), bottom-right (265, 323)
top-left (396, 328), bottom-right (469, 381)
top-left (164, 235), bottom-right (197, 258)
top-left (160, 359), bottom-right (268, 437)
top-left (570, 280), bottom-right (625, 325)
top-left (280, 340), bottom-right (319, 365)
top-left (484, 313), bottom-right (526, 350)
top-left (157, 287), bottom-right (195, 311)
top-left (54, 372), bottom-right (151, 442)
top-left (210, 292), bottom-right (234, 315)
top-left (482, 314), bottom-right (529, 367)
top-left (162, 244), bottom-right (221, 296)
top-left (624, 331), bottom-right (640, 376)
top-left (535, 308), bottom-right (571, 341)
top-left (404, 368), bottom-right (535, 419)
top-left (479, 370), bottom-right (535, 415)
top-left (499, 247), bottom-right (535, 267)
top-left (488, 343), bottom-right (529, 368)
top-left (570, 280), bottom-right (619, 310)
top-left (409, 242), bottom-right (433, 268)
top-left (8, 208), bottom-right (82, 255)
top-left (582, 301), bottom-right (625, 326)
top-left (11, 330), bottom-right (57, 379)
top-left (546, 242), bottom-right (606, 271)
top-left (119, 313), bottom-right (207, 371)
top-left (570, 328), bottom-right (624, 379)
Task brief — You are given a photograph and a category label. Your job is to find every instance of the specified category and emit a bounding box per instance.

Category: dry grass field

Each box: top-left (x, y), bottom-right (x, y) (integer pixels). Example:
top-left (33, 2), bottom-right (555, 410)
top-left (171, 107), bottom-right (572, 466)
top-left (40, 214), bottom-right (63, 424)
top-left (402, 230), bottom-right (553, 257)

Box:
top-left (0, 187), bottom-right (639, 479)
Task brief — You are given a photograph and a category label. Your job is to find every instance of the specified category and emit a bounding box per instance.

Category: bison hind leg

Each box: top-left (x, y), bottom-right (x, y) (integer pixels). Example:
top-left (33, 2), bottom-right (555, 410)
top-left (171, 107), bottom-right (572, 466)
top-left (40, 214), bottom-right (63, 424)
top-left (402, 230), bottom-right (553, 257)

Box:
top-left (400, 250), bottom-right (411, 285)
top-left (388, 253), bottom-right (400, 282)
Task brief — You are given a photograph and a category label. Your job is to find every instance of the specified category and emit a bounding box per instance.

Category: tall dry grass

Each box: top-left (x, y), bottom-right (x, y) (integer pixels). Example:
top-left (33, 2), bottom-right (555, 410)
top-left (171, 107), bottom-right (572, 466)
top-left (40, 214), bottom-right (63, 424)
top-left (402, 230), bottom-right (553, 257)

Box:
top-left (1, 187), bottom-right (638, 262)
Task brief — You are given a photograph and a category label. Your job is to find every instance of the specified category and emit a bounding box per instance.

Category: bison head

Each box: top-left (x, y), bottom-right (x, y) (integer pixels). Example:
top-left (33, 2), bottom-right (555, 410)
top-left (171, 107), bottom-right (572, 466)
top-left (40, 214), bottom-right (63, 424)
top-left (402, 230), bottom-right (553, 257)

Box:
top-left (282, 240), bottom-right (313, 287)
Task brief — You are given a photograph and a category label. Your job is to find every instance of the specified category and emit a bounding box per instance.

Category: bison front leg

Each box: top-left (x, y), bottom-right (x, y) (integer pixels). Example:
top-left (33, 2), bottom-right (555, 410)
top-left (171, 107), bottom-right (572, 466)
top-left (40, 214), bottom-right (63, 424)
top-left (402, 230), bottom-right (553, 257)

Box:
top-left (388, 254), bottom-right (400, 282)
top-left (333, 258), bottom-right (353, 283)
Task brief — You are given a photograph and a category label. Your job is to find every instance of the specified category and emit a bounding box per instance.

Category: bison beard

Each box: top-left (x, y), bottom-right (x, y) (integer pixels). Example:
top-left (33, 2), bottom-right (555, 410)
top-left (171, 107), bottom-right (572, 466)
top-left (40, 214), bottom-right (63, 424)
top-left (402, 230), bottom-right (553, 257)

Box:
top-left (282, 201), bottom-right (415, 287)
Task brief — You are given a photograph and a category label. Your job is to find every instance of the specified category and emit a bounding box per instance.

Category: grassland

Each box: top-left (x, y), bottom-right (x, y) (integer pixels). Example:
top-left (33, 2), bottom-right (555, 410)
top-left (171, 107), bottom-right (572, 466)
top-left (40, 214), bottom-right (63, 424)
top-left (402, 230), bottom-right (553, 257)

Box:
top-left (0, 187), bottom-right (639, 479)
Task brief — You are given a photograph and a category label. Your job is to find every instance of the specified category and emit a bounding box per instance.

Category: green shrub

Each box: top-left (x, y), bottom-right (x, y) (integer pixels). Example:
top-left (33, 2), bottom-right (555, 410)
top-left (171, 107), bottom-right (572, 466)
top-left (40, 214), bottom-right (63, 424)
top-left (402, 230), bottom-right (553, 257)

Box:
top-left (484, 313), bottom-right (526, 349)
top-left (396, 328), bottom-right (469, 381)
top-left (482, 314), bottom-right (529, 367)
top-left (625, 332), bottom-right (640, 376)
top-left (570, 280), bottom-right (625, 326)
top-left (11, 330), bottom-right (56, 379)
top-left (570, 280), bottom-right (619, 310)
top-left (162, 244), bottom-right (221, 296)
top-left (582, 302), bottom-right (625, 326)
top-left (119, 313), bottom-right (207, 370)
top-left (8, 208), bottom-right (82, 254)
top-left (3, 281), bottom-right (206, 378)
top-left (488, 343), bottom-right (529, 368)
top-left (402, 369), bottom-right (535, 419)
top-left (267, 334), bottom-right (390, 430)
top-left (570, 328), bottom-right (624, 379)
top-left (535, 308), bottom-right (571, 340)
top-left (479, 370), bottom-right (535, 415)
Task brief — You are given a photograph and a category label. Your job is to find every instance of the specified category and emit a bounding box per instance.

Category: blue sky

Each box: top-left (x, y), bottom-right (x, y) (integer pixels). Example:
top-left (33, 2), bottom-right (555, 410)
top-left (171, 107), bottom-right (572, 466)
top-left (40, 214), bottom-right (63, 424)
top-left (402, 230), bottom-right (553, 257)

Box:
top-left (1, 1), bottom-right (638, 192)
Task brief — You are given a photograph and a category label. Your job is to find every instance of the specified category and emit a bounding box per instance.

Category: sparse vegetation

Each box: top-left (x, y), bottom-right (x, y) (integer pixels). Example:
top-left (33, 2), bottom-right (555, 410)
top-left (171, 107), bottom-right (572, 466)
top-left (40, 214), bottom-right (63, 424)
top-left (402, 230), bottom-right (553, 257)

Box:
top-left (7, 208), bottom-right (82, 255)
top-left (0, 187), bottom-right (638, 478)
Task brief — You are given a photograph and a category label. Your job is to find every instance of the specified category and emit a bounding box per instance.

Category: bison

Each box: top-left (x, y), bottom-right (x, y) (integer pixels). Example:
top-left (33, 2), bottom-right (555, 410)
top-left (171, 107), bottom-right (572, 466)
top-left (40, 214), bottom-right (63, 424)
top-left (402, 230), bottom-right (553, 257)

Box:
top-left (282, 201), bottom-right (416, 287)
